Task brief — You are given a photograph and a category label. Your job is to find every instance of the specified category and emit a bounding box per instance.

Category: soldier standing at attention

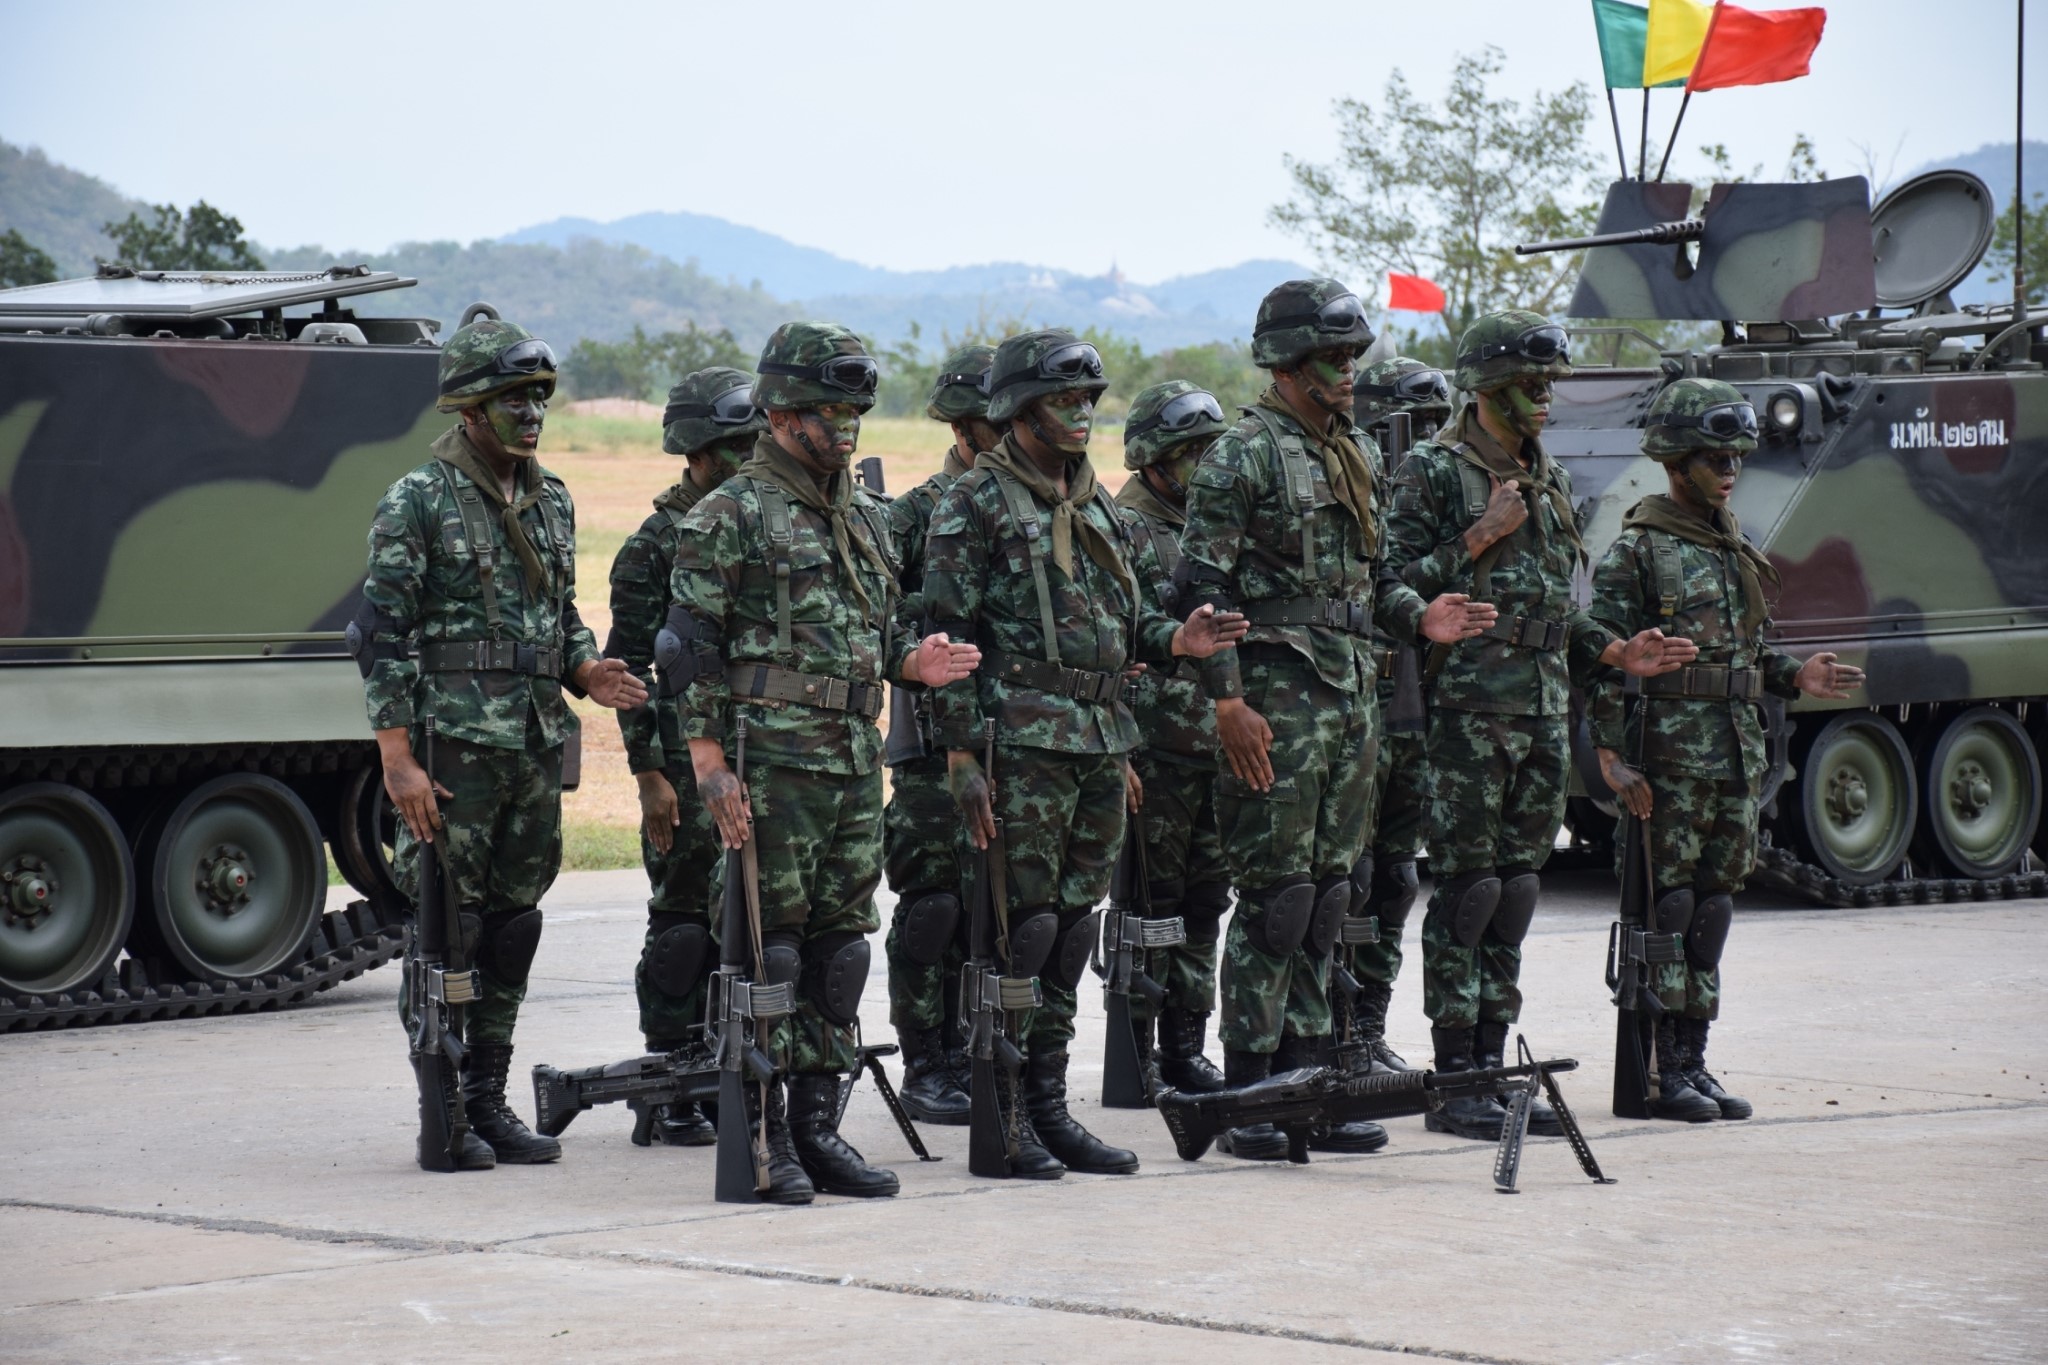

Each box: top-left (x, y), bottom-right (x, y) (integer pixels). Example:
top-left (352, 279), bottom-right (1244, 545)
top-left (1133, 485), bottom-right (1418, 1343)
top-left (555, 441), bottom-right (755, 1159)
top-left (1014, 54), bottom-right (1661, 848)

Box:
top-left (1383, 309), bottom-right (1695, 1142)
top-left (1588, 378), bottom-right (1862, 1121)
top-left (356, 317), bottom-right (648, 1170)
top-left (605, 366), bottom-right (766, 1147)
top-left (1176, 279), bottom-right (1493, 1161)
top-left (882, 344), bottom-right (1000, 1126)
top-left (1113, 379), bottom-right (1234, 1093)
top-left (925, 329), bottom-right (1247, 1178)
top-left (669, 322), bottom-right (980, 1204)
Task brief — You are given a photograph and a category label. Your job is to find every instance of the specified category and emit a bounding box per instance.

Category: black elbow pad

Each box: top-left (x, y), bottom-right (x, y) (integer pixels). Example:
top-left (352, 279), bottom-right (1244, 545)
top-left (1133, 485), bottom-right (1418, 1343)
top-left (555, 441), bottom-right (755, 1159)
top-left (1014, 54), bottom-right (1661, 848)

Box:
top-left (344, 594), bottom-right (410, 680)
top-left (654, 605), bottom-right (722, 697)
top-left (1173, 562), bottom-right (1234, 615)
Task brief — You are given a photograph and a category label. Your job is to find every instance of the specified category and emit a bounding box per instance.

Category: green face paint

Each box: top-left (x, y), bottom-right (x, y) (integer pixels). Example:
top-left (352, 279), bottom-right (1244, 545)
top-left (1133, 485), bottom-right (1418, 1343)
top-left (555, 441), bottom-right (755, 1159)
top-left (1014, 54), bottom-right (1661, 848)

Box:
top-left (796, 403), bottom-right (861, 471)
top-left (1036, 392), bottom-right (1094, 454)
top-left (1303, 349), bottom-right (1356, 417)
top-left (1680, 450), bottom-right (1741, 509)
top-left (1489, 377), bottom-right (1550, 441)
top-left (692, 433), bottom-right (753, 489)
top-left (480, 383), bottom-right (547, 457)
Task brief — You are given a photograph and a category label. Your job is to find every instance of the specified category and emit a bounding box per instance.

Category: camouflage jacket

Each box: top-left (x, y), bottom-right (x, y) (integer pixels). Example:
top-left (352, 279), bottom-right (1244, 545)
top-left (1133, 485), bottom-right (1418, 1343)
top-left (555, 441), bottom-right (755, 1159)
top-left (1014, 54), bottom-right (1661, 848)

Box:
top-left (1586, 516), bottom-right (1803, 783)
top-left (923, 439), bottom-right (1178, 755)
top-left (1115, 476), bottom-right (1216, 765)
top-left (1178, 396), bottom-right (1418, 699)
top-left (886, 448), bottom-right (973, 629)
top-left (670, 438), bottom-right (910, 777)
top-left (1384, 404), bottom-right (1612, 718)
top-left (361, 427), bottom-right (599, 750)
top-left (608, 478), bottom-right (710, 775)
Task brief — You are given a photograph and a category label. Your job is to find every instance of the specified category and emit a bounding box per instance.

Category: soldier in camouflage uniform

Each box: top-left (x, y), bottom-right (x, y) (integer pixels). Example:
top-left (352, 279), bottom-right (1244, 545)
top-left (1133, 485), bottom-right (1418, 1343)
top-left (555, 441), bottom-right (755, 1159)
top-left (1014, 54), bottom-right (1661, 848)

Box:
top-left (882, 344), bottom-right (1000, 1125)
top-left (1176, 280), bottom-right (1492, 1161)
top-left (354, 317), bottom-right (648, 1171)
top-left (1114, 379), bottom-right (1233, 1093)
top-left (1588, 377), bottom-right (1862, 1122)
top-left (605, 366), bottom-right (767, 1147)
top-left (1342, 357), bottom-right (1454, 1073)
top-left (668, 321), bottom-right (979, 1204)
top-left (1383, 309), bottom-right (1695, 1141)
top-left (926, 328), bottom-right (1246, 1179)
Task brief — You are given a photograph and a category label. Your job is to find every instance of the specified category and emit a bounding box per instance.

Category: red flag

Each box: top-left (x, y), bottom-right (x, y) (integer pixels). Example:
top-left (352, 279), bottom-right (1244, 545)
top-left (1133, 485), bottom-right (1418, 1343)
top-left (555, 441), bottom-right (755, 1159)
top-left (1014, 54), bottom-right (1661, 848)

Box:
top-left (1686, 2), bottom-right (1825, 91)
top-left (1386, 271), bottom-right (1446, 313)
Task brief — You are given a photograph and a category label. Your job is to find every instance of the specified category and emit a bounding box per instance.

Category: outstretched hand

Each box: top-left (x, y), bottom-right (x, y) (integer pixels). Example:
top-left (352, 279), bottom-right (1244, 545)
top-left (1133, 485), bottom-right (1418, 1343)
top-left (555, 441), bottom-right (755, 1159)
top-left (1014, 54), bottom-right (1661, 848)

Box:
top-left (1609, 628), bottom-right (1700, 678)
top-left (1795, 651), bottom-right (1864, 700)
top-left (1419, 592), bottom-right (1497, 644)
top-left (908, 632), bottom-right (981, 686)
top-left (1172, 603), bottom-right (1250, 659)
top-left (578, 657), bottom-right (650, 710)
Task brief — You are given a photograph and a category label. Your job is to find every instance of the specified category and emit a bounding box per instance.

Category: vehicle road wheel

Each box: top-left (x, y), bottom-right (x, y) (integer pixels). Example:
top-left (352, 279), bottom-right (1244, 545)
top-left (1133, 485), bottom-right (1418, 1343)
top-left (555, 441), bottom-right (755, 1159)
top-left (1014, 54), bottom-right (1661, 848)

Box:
top-left (1915, 707), bottom-right (2040, 879)
top-left (0, 783), bottom-right (135, 995)
top-left (335, 762), bottom-right (402, 904)
top-left (140, 774), bottom-right (325, 979)
top-left (1787, 711), bottom-right (1917, 886)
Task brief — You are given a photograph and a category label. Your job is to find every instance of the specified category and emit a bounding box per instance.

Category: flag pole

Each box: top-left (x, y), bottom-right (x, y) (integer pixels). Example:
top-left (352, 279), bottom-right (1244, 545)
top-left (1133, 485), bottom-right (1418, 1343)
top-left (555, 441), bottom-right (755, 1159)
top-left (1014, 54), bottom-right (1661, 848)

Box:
top-left (1639, 89), bottom-right (1651, 181)
top-left (1654, 88), bottom-right (1693, 182)
top-left (1605, 87), bottom-right (1631, 180)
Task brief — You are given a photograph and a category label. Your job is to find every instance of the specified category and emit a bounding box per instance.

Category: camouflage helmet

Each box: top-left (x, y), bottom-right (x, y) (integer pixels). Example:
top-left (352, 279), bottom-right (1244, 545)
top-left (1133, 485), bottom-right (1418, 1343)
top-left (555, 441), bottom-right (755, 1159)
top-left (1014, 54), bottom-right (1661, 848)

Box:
top-left (1356, 356), bottom-right (1452, 422)
top-left (436, 317), bottom-right (557, 412)
top-left (1123, 380), bottom-right (1227, 470)
top-left (986, 328), bottom-right (1108, 424)
top-left (1250, 277), bottom-right (1375, 370)
top-left (661, 366), bottom-right (765, 457)
top-left (1642, 377), bottom-right (1759, 462)
top-left (926, 342), bottom-right (997, 423)
top-left (753, 321), bottom-right (879, 413)
top-left (1452, 308), bottom-right (1573, 392)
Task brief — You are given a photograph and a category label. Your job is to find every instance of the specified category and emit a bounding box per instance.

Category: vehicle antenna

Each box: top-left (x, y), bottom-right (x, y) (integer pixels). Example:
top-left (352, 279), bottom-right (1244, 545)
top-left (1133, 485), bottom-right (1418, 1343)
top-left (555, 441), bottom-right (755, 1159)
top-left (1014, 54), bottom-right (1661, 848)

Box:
top-left (2015, 0), bottom-right (2028, 329)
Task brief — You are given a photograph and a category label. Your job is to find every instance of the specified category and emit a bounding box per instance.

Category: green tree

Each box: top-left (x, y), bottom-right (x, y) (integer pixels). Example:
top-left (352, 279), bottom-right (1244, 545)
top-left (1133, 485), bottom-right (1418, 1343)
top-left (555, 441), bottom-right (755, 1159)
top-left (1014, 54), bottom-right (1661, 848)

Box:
top-left (561, 322), bottom-right (750, 401)
top-left (1984, 191), bottom-right (2048, 308)
top-left (1271, 47), bottom-right (1604, 341)
top-left (101, 200), bottom-right (262, 271)
top-left (0, 228), bottom-right (58, 286)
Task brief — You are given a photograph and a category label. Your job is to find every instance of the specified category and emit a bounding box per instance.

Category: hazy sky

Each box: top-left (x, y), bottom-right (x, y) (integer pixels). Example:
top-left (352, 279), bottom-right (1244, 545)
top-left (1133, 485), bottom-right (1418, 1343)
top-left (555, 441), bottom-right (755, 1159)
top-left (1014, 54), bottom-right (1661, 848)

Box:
top-left (2, 0), bottom-right (2038, 283)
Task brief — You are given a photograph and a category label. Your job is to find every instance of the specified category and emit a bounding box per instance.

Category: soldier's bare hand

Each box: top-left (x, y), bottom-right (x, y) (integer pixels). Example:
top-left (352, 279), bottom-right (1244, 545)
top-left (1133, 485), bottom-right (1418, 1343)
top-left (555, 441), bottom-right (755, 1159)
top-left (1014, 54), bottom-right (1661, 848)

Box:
top-left (907, 632), bottom-right (981, 686)
top-left (637, 769), bottom-right (681, 855)
top-left (1419, 592), bottom-right (1497, 644)
top-left (948, 750), bottom-right (998, 850)
top-left (578, 657), bottom-right (650, 710)
top-left (1598, 746), bottom-right (1653, 820)
top-left (381, 750), bottom-right (453, 844)
top-left (1462, 476), bottom-right (1528, 558)
top-left (1125, 761), bottom-right (1144, 813)
top-left (1610, 627), bottom-right (1700, 677)
top-left (1795, 651), bottom-right (1864, 700)
top-left (689, 740), bottom-right (751, 850)
top-left (1172, 604), bottom-right (1249, 659)
top-left (1216, 697), bottom-right (1275, 792)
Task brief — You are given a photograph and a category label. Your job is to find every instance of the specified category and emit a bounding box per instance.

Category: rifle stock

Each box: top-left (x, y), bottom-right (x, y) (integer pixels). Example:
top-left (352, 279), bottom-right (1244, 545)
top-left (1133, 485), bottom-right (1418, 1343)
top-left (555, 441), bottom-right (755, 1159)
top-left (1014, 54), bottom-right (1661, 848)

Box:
top-left (1607, 686), bottom-right (1681, 1120)
top-left (407, 714), bottom-right (476, 1173)
top-left (964, 719), bottom-right (1037, 1177)
top-left (1099, 827), bottom-right (1180, 1109)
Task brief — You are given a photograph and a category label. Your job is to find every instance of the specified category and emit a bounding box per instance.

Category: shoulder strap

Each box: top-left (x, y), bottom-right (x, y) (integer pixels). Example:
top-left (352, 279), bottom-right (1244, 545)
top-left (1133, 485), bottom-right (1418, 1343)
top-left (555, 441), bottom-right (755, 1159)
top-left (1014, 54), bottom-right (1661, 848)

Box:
top-left (757, 480), bottom-right (796, 657)
top-left (536, 485), bottom-right (571, 629)
top-left (990, 468), bottom-right (1062, 666)
top-left (1129, 509), bottom-right (1182, 585)
top-left (1648, 530), bottom-right (1684, 628)
top-left (437, 459), bottom-right (505, 637)
top-left (1247, 407), bottom-right (1317, 585)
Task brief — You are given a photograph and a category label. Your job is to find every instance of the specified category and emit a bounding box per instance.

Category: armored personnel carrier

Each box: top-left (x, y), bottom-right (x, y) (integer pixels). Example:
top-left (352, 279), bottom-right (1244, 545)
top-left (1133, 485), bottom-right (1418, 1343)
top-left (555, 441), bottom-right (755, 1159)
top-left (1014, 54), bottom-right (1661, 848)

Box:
top-left (0, 266), bottom-right (446, 1028)
top-left (1533, 172), bottom-right (2048, 905)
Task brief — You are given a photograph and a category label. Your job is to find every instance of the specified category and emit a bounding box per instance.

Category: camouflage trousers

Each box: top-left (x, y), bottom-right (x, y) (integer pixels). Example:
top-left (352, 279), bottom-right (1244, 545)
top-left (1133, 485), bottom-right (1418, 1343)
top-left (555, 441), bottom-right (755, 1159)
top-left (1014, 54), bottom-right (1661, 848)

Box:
top-left (634, 761), bottom-right (721, 1048)
top-left (1216, 655), bottom-right (1377, 1054)
top-left (711, 762), bottom-right (884, 1076)
top-left (882, 757), bottom-right (965, 1035)
top-left (1353, 717), bottom-right (1430, 990)
top-left (1129, 750), bottom-right (1226, 1021)
top-left (394, 730), bottom-right (563, 1047)
top-left (990, 745), bottom-right (1127, 1052)
top-left (1420, 708), bottom-right (1568, 1030)
top-left (1627, 770), bottom-right (1758, 1021)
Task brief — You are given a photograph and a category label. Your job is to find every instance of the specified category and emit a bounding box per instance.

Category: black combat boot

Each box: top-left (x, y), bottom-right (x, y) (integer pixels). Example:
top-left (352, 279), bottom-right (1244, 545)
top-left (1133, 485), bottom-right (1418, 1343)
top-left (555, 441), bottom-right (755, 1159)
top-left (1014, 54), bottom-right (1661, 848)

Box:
top-left (411, 1059), bottom-right (496, 1172)
top-left (1352, 978), bottom-right (1417, 1073)
top-left (1474, 1021), bottom-right (1563, 1136)
top-left (1651, 1017), bottom-right (1721, 1123)
top-left (1288, 1036), bottom-right (1389, 1153)
top-left (785, 1073), bottom-right (900, 1197)
top-left (1215, 1049), bottom-right (1290, 1160)
top-left (1424, 1027), bottom-right (1508, 1141)
top-left (1156, 1006), bottom-right (1227, 1093)
top-left (1000, 1084), bottom-right (1068, 1180)
top-left (750, 1078), bottom-right (816, 1205)
top-left (462, 1042), bottom-right (562, 1164)
top-left (897, 1024), bottom-right (971, 1126)
top-left (1023, 1048), bottom-right (1138, 1174)
top-left (1679, 1017), bottom-right (1752, 1120)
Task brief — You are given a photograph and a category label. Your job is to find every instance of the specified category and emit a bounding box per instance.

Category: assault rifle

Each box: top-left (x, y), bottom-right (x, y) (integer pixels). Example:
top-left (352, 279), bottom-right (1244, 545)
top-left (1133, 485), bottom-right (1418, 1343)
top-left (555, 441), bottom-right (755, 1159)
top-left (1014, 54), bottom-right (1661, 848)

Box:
top-left (857, 456), bottom-right (890, 500)
top-left (1098, 828), bottom-right (1183, 1109)
top-left (1605, 681), bottom-right (1683, 1120)
top-left (963, 719), bottom-right (1039, 1177)
top-left (1156, 1039), bottom-right (1613, 1192)
top-left (407, 714), bottom-right (478, 1173)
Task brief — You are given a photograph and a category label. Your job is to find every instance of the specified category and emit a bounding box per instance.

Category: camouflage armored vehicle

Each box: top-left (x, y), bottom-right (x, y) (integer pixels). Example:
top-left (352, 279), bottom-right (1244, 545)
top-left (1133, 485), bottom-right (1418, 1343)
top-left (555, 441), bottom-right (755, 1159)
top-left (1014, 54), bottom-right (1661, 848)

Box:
top-left (0, 266), bottom-right (462, 1028)
top-left (1531, 172), bottom-right (2048, 906)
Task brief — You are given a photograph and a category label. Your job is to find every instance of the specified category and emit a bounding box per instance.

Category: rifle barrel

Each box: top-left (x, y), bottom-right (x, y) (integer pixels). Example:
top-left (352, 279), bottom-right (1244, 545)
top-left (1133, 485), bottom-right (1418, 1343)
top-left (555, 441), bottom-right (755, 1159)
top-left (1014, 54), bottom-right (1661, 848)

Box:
top-left (1514, 219), bottom-right (1705, 255)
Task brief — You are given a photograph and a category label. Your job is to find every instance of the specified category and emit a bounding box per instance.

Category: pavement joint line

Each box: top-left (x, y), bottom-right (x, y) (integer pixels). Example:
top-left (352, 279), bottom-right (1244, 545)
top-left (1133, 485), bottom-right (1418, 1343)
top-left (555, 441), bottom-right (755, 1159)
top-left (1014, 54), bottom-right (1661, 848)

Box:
top-left (0, 1250), bottom-right (448, 1316)
top-left (517, 1244), bottom-right (1547, 1364)
top-left (0, 1198), bottom-right (493, 1255)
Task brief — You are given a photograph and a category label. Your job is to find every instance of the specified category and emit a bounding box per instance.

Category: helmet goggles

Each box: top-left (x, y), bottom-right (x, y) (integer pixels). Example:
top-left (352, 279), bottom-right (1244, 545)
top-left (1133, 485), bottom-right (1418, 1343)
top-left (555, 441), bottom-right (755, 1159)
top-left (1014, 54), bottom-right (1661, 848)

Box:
top-left (759, 355), bottom-right (879, 397)
top-left (440, 337), bottom-right (558, 396)
top-left (1659, 402), bottom-right (1759, 442)
top-left (1127, 389), bottom-right (1224, 441)
top-left (663, 383), bottom-right (758, 428)
top-left (1459, 324), bottom-right (1570, 371)
top-left (1360, 369), bottom-right (1450, 405)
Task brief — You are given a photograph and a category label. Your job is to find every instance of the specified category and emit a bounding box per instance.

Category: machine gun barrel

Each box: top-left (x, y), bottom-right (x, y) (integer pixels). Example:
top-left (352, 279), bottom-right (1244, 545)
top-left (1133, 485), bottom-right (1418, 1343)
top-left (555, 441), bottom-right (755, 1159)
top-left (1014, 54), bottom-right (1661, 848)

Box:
top-left (1515, 218), bottom-right (1704, 255)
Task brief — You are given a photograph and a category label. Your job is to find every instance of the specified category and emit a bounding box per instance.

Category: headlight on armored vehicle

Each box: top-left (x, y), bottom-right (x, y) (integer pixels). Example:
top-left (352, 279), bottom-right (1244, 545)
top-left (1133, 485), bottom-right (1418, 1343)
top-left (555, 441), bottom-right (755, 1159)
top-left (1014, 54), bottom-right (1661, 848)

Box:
top-left (1767, 390), bottom-right (1804, 434)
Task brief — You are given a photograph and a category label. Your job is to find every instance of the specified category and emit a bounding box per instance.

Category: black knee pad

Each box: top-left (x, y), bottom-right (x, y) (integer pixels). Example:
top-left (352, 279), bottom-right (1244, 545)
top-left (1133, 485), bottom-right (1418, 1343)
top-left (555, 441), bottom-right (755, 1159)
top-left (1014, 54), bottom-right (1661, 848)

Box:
top-left (1493, 869), bottom-right (1540, 945)
top-left (805, 931), bottom-right (872, 1027)
top-left (1145, 876), bottom-right (1187, 917)
top-left (899, 892), bottom-right (960, 966)
top-left (1044, 909), bottom-right (1101, 991)
top-left (760, 930), bottom-right (802, 988)
top-left (1688, 893), bottom-right (1733, 969)
top-left (1369, 860), bottom-right (1420, 935)
top-left (1006, 909), bottom-right (1059, 978)
top-left (1443, 869), bottom-right (1503, 949)
top-left (1652, 887), bottom-right (1696, 937)
top-left (1241, 878), bottom-right (1315, 956)
top-left (478, 907), bottom-right (543, 984)
top-left (457, 909), bottom-right (484, 966)
top-left (1180, 882), bottom-right (1230, 944)
top-left (1309, 875), bottom-right (1351, 956)
top-left (1347, 854), bottom-right (1375, 911)
top-left (647, 919), bottom-right (711, 998)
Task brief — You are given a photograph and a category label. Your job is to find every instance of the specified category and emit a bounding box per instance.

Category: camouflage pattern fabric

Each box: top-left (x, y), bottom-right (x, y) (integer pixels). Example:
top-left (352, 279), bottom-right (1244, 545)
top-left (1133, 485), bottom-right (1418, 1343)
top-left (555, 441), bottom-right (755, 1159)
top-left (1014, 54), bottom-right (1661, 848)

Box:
top-left (752, 321), bottom-right (877, 413)
top-left (984, 328), bottom-right (1108, 425)
top-left (393, 731), bottom-right (564, 1046)
top-left (1249, 277), bottom-right (1374, 370)
top-left (662, 365), bottom-right (766, 458)
top-left (1115, 478), bottom-right (1215, 761)
top-left (1123, 379), bottom-right (1228, 470)
top-left (1636, 771), bottom-right (1752, 1020)
top-left (927, 342), bottom-right (996, 423)
top-left (1449, 309), bottom-right (1572, 394)
top-left (1357, 356), bottom-right (1452, 427)
top-left (1351, 721), bottom-right (1429, 991)
top-left (362, 427), bottom-right (600, 749)
top-left (1418, 709), bottom-right (1570, 1029)
top-left (633, 788), bottom-right (720, 1044)
top-left (1129, 750), bottom-right (1225, 1021)
top-left (436, 318), bottom-right (556, 412)
top-left (1639, 376), bottom-right (1758, 462)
